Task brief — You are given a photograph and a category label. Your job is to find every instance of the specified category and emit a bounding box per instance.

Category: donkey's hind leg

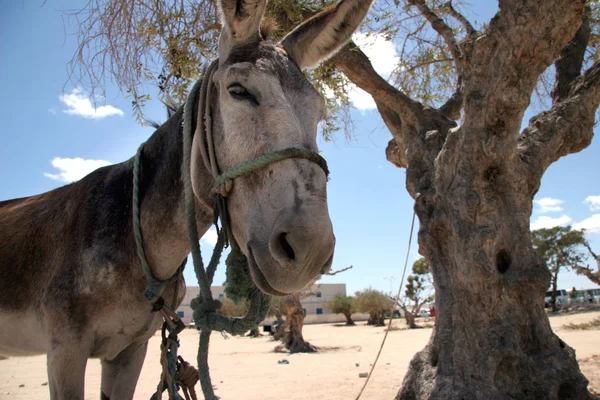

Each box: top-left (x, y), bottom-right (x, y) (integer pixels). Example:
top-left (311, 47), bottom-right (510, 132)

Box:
top-left (100, 341), bottom-right (148, 400)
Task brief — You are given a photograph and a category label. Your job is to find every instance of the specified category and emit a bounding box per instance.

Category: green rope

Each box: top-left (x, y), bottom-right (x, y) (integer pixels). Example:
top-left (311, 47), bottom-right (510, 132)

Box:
top-left (214, 147), bottom-right (329, 188)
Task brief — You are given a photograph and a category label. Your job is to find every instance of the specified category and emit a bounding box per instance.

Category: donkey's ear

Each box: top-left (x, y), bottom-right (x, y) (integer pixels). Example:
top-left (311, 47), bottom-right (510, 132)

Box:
top-left (278, 0), bottom-right (373, 70)
top-left (218, 0), bottom-right (267, 60)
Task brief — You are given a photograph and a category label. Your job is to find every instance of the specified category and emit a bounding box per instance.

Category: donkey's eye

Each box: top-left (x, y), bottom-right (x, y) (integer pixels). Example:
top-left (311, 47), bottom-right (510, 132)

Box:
top-left (227, 83), bottom-right (258, 105)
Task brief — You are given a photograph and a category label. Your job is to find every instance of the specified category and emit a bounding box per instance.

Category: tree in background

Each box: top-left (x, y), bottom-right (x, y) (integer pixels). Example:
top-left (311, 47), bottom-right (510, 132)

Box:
top-left (532, 226), bottom-right (588, 312)
top-left (327, 294), bottom-right (356, 326)
top-left (68, 0), bottom-right (600, 397)
top-left (270, 266), bottom-right (352, 353)
top-left (355, 288), bottom-right (394, 326)
top-left (270, 293), bottom-right (316, 353)
top-left (398, 257), bottom-right (434, 329)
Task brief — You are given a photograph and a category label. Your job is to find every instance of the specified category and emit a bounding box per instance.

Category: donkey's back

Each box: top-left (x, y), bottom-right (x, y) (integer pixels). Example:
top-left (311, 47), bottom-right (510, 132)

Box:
top-left (0, 160), bottom-right (155, 358)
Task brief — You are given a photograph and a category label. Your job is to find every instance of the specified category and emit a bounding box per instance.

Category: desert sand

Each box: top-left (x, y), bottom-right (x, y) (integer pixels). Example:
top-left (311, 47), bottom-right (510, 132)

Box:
top-left (1, 311), bottom-right (598, 399)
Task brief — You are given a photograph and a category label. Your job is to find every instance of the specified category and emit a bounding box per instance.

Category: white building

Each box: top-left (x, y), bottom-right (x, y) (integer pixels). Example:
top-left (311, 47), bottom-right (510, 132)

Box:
top-left (175, 283), bottom-right (348, 325)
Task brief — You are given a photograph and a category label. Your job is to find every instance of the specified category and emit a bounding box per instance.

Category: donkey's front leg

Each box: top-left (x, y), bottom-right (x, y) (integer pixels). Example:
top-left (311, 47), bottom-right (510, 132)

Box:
top-left (100, 341), bottom-right (148, 400)
top-left (47, 336), bottom-right (89, 400)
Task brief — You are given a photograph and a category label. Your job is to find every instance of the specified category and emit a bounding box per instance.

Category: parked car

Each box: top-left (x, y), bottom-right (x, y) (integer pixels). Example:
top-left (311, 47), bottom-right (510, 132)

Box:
top-left (417, 309), bottom-right (430, 317)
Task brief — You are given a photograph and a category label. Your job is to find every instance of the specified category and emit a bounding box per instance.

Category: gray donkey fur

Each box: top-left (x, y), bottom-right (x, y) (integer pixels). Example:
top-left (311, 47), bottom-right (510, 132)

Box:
top-left (0, 0), bottom-right (373, 398)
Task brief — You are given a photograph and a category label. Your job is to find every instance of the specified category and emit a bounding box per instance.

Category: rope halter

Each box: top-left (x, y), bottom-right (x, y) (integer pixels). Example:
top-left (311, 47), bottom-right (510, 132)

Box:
top-left (191, 59), bottom-right (329, 200)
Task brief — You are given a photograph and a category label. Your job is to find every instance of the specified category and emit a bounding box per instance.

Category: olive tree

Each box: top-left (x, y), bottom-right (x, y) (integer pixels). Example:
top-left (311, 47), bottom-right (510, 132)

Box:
top-left (398, 257), bottom-right (434, 329)
top-left (532, 226), bottom-right (589, 311)
top-left (355, 288), bottom-right (394, 326)
top-left (327, 294), bottom-right (356, 326)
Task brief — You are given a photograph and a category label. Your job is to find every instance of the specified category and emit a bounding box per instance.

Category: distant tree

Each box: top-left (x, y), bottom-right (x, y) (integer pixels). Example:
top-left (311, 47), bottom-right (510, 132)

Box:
top-left (327, 294), bottom-right (356, 326)
top-left (398, 257), bottom-right (434, 329)
top-left (269, 266), bottom-right (352, 352)
top-left (270, 293), bottom-right (316, 353)
top-left (355, 288), bottom-right (394, 326)
top-left (532, 226), bottom-right (588, 311)
top-left (569, 287), bottom-right (579, 300)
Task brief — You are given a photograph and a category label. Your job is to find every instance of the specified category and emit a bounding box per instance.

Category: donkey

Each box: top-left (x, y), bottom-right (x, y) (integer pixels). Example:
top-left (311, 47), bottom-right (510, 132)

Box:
top-left (0, 0), bottom-right (372, 398)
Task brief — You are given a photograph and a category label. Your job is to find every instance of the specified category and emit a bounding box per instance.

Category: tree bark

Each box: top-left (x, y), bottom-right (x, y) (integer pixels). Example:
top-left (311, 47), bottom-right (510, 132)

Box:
top-left (332, 1), bottom-right (598, 398)
top-left (272, 306), bottom-right (285, 341)
top-left (367, 312), bottom-right (385, 326)
top-left (551, 263), bottom-right (560, 312)
top-left (281, 295), bottom-right (316, 353)
top-left (405, 313), bottom-right (417, 330)
top-left (246, 327), bottom-right (262, 338)
top-left (344, 313), bottom-right (355, 326)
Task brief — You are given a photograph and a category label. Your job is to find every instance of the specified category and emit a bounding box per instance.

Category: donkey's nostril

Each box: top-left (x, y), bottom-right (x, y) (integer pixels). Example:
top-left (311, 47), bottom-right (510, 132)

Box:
top-left (278, 232), bottom-right (296, 261)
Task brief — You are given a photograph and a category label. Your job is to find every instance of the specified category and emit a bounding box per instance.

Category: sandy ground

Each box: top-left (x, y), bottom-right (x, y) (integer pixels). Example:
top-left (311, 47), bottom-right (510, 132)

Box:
top-left (0, 311), bottom-right (598, 400)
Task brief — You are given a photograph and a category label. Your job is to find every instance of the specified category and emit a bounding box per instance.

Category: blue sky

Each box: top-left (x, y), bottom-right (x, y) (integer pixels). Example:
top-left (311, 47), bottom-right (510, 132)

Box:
top-left (1, 1), bottom-right (599, 299)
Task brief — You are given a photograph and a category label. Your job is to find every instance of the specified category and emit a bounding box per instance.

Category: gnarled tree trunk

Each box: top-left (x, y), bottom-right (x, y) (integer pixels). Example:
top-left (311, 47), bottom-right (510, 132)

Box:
top-left (344, 312), bottom-right (355, 326)
top-left (246, 327), bottom-right (262, 338)
top-left (404, 312), bottom-right (417, 330)
top-left (331, 0), bottom-right (598, 398)
top-left (272, 306), bottom-right (285, 341)
top-left (283, 294), bottom-right (316, 353)
top-left (367, 312), bottom-right (385, 326)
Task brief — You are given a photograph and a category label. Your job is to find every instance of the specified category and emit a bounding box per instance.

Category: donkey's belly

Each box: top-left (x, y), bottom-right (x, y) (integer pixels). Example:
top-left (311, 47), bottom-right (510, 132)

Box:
top-left (0, 310), bottom-right (47, 356)
top-left (89, 306), bottom-right (163, 361)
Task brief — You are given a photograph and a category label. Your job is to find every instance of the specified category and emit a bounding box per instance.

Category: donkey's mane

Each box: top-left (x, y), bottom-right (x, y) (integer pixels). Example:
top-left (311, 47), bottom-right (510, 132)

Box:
top-left (143, 101), bottom-right (181, 129)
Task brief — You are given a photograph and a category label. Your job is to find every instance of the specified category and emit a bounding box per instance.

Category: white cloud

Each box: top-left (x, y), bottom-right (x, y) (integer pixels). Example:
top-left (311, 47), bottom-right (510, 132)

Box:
top-left (346, 32), bottom-right (400, 111)
top-left (353, 32), bottom-right (399, 77)
top-left (530, 215), bottom-right (572, 230)
top-left (574, 214), bottom-right (600, 234)
top-left (59, 88), bottom-right (124, 119)
top-left (48, 108), bottom-right (56, 115)
top-left (201, 227), bottom-right (218, 246)
top-left (584, 195), bottom-right (600, 212)
top-left (348, 84), bottom-right (377, 110)
top-left (44, 157), bottom-right (112, 183)
top-left (533, 197), bottom-right (564, 213)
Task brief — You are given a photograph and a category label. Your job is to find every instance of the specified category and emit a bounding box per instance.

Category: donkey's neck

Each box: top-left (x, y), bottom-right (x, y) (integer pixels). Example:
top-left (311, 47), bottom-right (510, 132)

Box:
top-left (136, 107), bottom-right (214, 281)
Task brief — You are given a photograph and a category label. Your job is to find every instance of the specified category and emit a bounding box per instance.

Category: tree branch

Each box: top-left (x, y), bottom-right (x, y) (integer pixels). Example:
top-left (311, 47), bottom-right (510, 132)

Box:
top-left (324, 265), bottom-right (353, 276)
top-left (584, 243), bottom-right (599, 264)
top-left (406, 0), bottom-right (462, 65)
top-left (462, 1), bottom-right (585, 128)
top-left (572, 266), bottom-right (600, 286)
top-left (551, 9), bottom-right (591, 103)
top-left (440, 1), bottom-right (477, 40)
top-left (438, 76), bottom-right (463, 120)
top-left (518, 60), bottom-right (600, 191)
top-left (330, 41), bottom-right (421, 127)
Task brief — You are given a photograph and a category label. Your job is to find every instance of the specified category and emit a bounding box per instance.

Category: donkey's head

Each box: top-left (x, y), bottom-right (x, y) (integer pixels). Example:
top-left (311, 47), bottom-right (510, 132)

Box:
top-left (191, 0), bottom-right (372, 295)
